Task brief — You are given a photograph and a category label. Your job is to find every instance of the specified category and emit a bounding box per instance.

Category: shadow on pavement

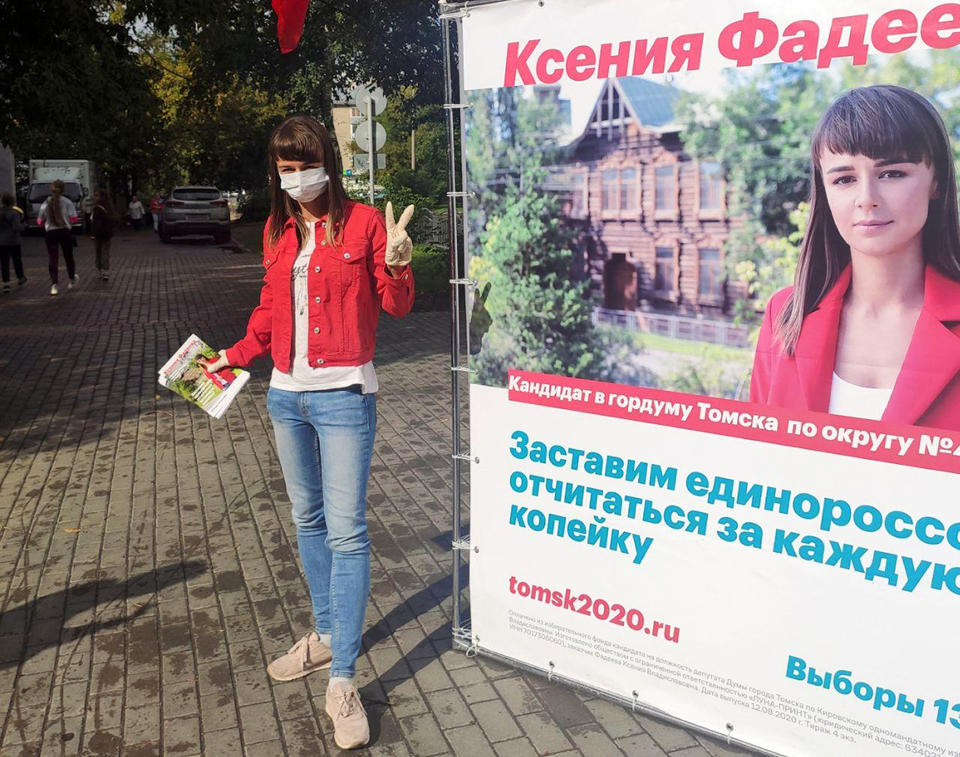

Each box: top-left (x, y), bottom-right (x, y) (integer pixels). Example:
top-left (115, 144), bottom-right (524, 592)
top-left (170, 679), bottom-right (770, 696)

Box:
top-left (0, 560), bottom-right (208, 671)
top-left (359, 567), bottom-right (468, 745)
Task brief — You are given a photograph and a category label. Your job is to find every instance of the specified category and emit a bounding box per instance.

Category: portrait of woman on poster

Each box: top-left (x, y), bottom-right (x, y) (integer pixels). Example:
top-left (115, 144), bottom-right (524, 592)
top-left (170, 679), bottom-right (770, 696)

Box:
top-left (750, 85), bottom-right (960, 432)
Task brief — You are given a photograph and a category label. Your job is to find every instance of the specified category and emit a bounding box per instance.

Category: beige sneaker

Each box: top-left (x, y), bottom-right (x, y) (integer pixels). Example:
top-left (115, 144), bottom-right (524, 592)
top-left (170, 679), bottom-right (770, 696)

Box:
top-left (266, 631), bottom-right (332, 681)
top-left (325, 680), bottom-right (370, 749)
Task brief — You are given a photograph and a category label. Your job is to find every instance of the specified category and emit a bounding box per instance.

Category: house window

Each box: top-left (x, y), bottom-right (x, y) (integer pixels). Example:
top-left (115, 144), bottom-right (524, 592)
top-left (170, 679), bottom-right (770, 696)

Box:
top-left (698, 247), bottom-right (723, 298)
top-left (619, 168), bottom-right (637, 211)
top-left (602, 169), bottom-right (618, 212)
top-left (654, 246), bottom-right (675, 293)
top-left (655, 165), bottom-right (676, 213)
top-left (569, 173), bottom-right (586, 218)
top-left (699, 162), bottom-right (723, 213)
top-left (542, 168), bottom-right (587, 219)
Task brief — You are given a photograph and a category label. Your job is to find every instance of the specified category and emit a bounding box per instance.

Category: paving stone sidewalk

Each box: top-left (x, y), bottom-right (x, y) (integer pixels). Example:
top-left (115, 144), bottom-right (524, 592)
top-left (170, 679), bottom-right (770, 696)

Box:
top-left (0, 231), bottom-right (760, 757)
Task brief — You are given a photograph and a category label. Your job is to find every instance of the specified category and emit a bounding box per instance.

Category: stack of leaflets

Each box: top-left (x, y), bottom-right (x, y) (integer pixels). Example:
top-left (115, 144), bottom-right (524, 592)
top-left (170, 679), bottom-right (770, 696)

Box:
top-left (159, 334), bottom-right (249, 418)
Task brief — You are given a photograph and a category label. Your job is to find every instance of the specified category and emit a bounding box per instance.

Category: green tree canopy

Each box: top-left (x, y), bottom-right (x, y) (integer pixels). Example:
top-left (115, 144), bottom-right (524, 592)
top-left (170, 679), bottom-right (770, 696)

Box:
top-left (3, 0), bottom-right (444, 195)
top-left (467, 89), bottom-right (611, 385)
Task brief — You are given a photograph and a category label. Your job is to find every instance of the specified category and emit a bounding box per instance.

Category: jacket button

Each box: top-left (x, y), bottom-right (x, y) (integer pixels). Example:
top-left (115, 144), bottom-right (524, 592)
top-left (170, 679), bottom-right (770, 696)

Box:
top-left (343, 252), bottom-right (350, 259)
top-left (313, 327), bottom-right (320, 334)
top-left (316, 358), bottom-right (324, 365)
top-left (321, 240), bottom-right (326, 246)
top-left (321, 221), bottom-right (326, 228)
top-left (264, 258), bottom-right (270, 264)
top-left (314, 266), bottom-right (320, 273)
top-left (314, 296), bottom-right (321, 303)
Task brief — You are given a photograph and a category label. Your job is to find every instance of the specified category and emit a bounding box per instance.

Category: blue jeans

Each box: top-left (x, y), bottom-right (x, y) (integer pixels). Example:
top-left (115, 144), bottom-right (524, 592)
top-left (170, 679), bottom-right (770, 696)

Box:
top-left (267, 386), bottom-right (376, 678)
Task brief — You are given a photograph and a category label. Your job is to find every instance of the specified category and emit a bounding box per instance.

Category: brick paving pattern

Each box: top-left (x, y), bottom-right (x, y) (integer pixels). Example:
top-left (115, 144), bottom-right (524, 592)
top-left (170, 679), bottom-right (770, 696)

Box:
top-left (0, 230), bottom-right (760, 756)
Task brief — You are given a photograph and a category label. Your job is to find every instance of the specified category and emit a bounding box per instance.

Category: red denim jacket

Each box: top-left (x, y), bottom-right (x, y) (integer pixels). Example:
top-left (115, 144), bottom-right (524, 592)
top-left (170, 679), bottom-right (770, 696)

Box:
top-left (751, 265), bottom-right (960, 430)
top-left (225, 201), bottom-right (414, 371)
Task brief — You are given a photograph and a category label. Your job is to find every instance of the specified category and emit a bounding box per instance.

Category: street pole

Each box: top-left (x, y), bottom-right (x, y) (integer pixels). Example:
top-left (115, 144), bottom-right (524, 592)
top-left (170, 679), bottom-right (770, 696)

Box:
top-left (367, 98), bottom-right (375, 205)
top-left (411, 129), bottom-right (416, 170)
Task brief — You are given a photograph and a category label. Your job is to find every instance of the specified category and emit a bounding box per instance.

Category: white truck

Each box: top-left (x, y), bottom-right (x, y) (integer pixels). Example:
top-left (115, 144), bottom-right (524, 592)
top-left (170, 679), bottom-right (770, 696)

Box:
top-left (25, 159), bottom-right (98, 231)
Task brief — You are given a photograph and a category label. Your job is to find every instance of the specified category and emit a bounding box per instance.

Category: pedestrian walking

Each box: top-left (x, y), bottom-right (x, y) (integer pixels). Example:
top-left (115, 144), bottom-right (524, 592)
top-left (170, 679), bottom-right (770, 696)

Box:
top-left (91, 189), bottom-right (118, 281)
top-left (150, 193), bottom-right (163, 232)
top-left (0, 194), bottom-right (26, 292)
top-left (38, 180), bottom-right (79, 296)
top-left (199, 114), bottom-right (415, 750)
top-left (128, 194), bottom-right (145, 231)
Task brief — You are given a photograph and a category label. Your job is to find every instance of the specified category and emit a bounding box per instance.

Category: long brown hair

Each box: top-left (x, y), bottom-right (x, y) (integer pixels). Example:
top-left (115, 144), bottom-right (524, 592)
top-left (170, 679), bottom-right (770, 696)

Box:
top-left (266, 115), bottom-right (348, 250)
top-left (95, 188), bottom-right (119, 221)
top-left (48, 179), bottom-right (66, 227)
top-left (775, 85), bottom-right (960, 355)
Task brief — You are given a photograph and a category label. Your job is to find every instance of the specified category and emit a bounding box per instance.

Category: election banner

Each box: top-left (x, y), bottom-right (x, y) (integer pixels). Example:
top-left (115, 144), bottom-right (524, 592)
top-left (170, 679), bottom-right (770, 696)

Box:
top-left (457, 0), bottom-right (960, 754)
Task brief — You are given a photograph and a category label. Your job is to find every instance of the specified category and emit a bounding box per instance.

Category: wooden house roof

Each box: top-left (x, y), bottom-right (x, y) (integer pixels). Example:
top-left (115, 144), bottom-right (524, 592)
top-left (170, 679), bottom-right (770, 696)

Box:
top-left (573, 77), bottom-right (682, 147)
top-left (615, 77), bottom-right (679, 128)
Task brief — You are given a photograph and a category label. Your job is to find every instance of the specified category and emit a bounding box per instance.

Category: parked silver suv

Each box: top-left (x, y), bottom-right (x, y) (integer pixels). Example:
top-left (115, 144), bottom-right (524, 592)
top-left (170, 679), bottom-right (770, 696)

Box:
top-left (159, 186), bottom-right (230, 243)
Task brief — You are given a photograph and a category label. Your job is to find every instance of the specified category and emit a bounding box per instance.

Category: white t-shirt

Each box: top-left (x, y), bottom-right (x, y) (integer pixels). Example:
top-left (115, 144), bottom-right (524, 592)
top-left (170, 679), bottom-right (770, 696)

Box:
top-left (38, 196), bottom-right (77, 231)
top-left (828, 372), bottom-right (892, 421)
top-left (128, 200), bottom-right (144, 219)
top-left (270, 221), bottom-right (378, 393)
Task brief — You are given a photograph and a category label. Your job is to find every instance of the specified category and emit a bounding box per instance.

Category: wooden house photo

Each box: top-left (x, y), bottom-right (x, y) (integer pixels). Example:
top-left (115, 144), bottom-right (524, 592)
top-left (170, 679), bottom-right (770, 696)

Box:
top-left (546, 77), bottom-right (750, 349)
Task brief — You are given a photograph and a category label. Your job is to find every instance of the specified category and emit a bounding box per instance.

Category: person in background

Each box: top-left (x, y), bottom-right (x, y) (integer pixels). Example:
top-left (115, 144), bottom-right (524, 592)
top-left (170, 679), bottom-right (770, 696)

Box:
top-left (38, 179), bottom-right (79, 296)
top-left (0, 194), bottom-right (26, 292)
top-left (150, 193), bottom-right (163, 232)
top-left (91, 189), bottom-right (119, 281)
top-left (128, 193), bottom-right (145, 231)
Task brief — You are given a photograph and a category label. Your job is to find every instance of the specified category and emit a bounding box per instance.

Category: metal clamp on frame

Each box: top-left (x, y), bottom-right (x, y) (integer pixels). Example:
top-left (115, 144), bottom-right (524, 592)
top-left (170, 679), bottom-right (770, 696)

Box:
top-left (439, 3), bottom-right (471, 20)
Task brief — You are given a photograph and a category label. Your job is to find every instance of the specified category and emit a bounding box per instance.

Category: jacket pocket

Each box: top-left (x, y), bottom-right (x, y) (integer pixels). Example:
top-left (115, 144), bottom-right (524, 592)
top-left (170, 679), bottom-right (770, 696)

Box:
top-left (331, 246), bottom-right (367, 294)
top-left (262, 253), bottom-right (281, 279)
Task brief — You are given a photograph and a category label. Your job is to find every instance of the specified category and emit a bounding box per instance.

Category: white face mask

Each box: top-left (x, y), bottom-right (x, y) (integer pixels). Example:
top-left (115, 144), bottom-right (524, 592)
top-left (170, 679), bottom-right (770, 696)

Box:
top-left (279, 166), bottom-right (329, 202)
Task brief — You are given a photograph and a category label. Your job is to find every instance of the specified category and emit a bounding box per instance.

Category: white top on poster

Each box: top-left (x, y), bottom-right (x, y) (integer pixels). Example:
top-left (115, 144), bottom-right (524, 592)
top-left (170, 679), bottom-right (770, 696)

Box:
top-left (828, 372), bottom-right (893, 420)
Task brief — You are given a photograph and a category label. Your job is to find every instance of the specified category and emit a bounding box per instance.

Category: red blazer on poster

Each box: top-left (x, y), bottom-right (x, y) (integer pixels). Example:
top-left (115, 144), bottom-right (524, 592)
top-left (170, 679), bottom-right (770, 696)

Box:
top-left (751, 265), bottom-right (960, 432)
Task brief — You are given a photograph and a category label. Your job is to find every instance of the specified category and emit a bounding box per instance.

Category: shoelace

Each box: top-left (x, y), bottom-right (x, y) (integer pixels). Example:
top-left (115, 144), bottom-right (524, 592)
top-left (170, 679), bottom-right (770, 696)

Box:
top-left (286, 633), bottom-right (313, 666)
top-left (332, 687), bottom-right (366, 719)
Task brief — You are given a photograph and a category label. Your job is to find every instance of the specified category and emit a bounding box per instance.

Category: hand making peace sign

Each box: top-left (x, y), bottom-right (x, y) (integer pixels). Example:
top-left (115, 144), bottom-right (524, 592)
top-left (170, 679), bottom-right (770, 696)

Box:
top-left (385, 201), bottom-right (415, 276)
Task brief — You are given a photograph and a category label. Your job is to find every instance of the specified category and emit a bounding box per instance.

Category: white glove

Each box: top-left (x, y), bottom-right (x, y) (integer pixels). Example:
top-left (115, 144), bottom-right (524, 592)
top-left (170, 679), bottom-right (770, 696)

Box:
top-left (199, 349), bottom-right (230, 372)
top-left (385, 201), bottom-right (415, 269)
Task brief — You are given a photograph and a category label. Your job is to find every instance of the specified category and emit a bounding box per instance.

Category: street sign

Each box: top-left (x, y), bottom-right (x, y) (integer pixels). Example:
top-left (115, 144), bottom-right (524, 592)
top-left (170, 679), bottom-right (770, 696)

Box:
top-left (351, 84), bottom-right (386, 116)
top-left (353, 154), bottom-right (386, 172)
top-left (353, 121), bottom-right (386, 152)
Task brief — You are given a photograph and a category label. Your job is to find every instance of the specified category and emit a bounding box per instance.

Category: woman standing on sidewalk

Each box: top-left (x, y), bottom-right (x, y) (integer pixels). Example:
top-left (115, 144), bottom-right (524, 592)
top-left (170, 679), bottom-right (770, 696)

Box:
top-left (0, 193), bottom-right (26, 292)
top-left (38, 179), bottom-right (79, 296)
top-left (91, 189), bottom-right (118, 281)
top-left (200, 114), bottom-right (415, 750)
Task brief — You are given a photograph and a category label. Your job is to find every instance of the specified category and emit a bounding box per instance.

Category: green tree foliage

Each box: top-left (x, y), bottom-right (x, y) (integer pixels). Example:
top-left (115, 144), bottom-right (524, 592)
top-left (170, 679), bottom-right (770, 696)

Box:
top-left (466, 89), bottom-right (610, 386)
top-left (1, 1), bottom-right (163, 193)
top-left (377, 87), bottom-right (448, 206)
top-left (4, 0), bottom-right (443, 196)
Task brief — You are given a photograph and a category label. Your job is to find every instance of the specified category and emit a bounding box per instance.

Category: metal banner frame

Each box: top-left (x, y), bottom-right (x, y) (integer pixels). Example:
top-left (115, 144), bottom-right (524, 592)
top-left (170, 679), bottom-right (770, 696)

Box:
top-left (438, 1), bottom-right (779, 753)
